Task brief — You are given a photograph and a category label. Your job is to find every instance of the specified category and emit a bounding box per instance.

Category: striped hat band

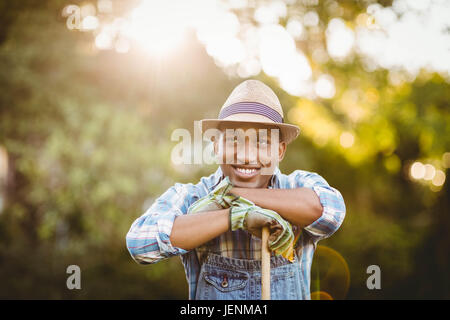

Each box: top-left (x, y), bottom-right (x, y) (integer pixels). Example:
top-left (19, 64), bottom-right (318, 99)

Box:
top-left (218, 102), bottom-right (284, 124)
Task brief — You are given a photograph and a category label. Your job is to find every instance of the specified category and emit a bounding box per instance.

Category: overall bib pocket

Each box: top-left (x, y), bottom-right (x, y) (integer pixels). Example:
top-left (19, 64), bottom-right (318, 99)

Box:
top-left (196, 264), bottom-right (249, 300)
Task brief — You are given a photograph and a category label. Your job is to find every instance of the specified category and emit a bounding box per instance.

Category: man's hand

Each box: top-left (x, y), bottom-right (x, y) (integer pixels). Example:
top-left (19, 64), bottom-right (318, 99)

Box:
top-left (188, 176), bottom-right (237, 215)
top-left (229, 197), bottom-right (295, 260)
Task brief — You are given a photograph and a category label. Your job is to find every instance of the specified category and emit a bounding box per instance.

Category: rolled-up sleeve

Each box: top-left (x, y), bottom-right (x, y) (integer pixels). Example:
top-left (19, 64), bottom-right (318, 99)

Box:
top-left (126, 184), bottom-right (190, 264)
top-left (292, 170), bottom-right (346, 243)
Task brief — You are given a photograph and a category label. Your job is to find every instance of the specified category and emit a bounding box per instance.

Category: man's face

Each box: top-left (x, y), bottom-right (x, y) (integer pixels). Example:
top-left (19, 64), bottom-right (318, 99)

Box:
top-left (213, 123), bottom-right (287, 188)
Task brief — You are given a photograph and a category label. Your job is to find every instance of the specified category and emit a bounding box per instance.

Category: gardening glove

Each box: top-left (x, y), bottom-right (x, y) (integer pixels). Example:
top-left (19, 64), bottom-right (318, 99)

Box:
top-left (229, 197), bottom-right (295, 262)
top-left (187, 176), bottom-right (239, 214)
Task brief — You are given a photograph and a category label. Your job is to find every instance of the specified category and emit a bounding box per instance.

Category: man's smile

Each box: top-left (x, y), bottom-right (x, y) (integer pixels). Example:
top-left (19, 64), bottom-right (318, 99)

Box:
top-left (231, 165), bottom-right (261, 179)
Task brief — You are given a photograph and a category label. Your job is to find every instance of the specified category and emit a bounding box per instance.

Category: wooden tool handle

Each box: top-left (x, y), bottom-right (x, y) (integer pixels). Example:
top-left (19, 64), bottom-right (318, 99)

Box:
top-left (261, 226), bottom-right (271, 300)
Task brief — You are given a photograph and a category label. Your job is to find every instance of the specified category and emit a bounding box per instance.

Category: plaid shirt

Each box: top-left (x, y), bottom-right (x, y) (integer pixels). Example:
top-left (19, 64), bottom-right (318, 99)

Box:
top-left (126, 166), bottom-right (346, 299)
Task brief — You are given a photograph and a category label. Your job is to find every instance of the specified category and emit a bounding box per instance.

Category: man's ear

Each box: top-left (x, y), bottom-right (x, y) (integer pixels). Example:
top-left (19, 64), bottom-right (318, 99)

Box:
top-left (278, 141), bottom-right (287, 162)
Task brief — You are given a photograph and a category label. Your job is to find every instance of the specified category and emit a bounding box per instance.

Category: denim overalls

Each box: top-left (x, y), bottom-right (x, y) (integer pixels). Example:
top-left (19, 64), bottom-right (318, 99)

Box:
top-left (194, 251), bottom-right (306, 300)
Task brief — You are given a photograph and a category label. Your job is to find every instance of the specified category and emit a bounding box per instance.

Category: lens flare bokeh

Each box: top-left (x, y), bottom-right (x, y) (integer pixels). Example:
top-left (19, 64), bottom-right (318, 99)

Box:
top-left (310, 245), bottom-right (350, 300)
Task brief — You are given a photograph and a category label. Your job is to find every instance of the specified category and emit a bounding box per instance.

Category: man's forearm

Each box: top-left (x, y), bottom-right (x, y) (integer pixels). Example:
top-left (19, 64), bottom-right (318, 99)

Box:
top-left (170, 208), bottom-right (230, 250)
top-left (230, 187), bottom-right (323, 227)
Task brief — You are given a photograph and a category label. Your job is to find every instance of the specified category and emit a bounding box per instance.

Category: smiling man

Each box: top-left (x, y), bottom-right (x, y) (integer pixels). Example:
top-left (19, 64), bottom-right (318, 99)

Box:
top-left (126, 80), bottom-right (346, 300)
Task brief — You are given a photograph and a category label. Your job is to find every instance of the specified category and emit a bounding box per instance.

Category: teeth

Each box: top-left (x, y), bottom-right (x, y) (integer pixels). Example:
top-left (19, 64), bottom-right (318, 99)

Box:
top-left (236, 167), bottom-right (257, 174)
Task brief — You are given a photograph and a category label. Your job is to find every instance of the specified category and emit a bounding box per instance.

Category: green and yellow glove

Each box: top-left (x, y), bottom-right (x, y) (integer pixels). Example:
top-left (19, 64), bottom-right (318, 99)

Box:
top-left (229, 197), bottom-right (295, 261)
top-left (187, 176), bottom-right (238, 214)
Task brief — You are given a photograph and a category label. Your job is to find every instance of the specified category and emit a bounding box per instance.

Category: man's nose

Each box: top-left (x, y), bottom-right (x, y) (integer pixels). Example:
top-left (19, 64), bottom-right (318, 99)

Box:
top-left (236, 138), bottom-right (258, 165)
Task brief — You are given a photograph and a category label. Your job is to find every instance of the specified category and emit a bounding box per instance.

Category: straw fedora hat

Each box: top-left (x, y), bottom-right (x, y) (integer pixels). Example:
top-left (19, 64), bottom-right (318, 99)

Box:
top-left (201, 80), bottom-right (300, 144)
